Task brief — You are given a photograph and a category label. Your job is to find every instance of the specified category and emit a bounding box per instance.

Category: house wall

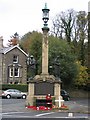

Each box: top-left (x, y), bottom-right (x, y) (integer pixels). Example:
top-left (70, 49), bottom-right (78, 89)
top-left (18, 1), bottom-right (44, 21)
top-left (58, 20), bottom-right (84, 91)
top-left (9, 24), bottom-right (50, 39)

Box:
top-left (3, 48), bottom-right (27, 84)
top-left (0, 36), bottom-right (3, 84)
top-left (0, 36), bottom-right (3, 48)
top-left (0, 53), bottom-right (3, 84)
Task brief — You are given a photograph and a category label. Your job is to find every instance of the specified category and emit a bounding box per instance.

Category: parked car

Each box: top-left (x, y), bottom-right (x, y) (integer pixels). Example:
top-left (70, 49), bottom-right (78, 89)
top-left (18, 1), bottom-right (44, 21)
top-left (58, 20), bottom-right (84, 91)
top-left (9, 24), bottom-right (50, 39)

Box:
top-left (2, 89), bottom-right (27, 99)
top-left (61, 89), bottom-right (70, 101)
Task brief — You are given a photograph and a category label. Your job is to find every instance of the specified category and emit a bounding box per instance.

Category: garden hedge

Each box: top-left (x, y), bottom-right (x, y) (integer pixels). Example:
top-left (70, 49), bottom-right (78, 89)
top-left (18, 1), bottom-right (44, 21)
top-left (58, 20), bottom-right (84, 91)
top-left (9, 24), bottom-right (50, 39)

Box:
top-left (2, 84), bottom-right (28, 92)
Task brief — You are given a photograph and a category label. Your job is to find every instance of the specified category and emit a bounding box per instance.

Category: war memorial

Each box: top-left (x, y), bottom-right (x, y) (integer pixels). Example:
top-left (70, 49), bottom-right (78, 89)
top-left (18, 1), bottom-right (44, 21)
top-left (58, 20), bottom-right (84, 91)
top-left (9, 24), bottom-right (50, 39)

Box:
top-left (26, 3), bottom-right (64, 110)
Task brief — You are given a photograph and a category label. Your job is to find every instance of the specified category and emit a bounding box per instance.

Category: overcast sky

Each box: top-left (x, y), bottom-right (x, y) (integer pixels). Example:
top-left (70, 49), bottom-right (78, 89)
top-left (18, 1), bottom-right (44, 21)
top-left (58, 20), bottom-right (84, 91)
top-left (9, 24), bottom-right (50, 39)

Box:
top-left (0, 0), bottom-right (89, 46)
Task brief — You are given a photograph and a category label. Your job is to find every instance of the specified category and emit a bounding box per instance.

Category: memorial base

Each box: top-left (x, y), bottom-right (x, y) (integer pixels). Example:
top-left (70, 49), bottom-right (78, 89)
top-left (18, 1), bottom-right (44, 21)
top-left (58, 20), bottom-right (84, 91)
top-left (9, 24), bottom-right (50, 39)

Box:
top-left (26, 74), bottom-right (62, 108)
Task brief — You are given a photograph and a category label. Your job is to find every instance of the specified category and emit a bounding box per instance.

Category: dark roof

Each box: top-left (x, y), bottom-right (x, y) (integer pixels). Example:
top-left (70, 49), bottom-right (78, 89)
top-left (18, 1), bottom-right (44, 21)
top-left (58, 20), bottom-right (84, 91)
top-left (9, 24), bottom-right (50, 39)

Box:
top-left (0, 45), bottom-right (28, 56)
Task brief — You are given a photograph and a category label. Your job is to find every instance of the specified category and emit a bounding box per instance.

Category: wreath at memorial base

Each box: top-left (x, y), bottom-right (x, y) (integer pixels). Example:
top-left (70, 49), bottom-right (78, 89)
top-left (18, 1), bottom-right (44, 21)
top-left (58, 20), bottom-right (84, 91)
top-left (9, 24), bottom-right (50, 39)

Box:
top-left (52, 104), bottom-right (69, 110)
top-left (26, 104), bottom-right (69, 111)
top-left (26, 105), bottom-right (52, 110)
top-left (25, 94), bottom-right (69, 111)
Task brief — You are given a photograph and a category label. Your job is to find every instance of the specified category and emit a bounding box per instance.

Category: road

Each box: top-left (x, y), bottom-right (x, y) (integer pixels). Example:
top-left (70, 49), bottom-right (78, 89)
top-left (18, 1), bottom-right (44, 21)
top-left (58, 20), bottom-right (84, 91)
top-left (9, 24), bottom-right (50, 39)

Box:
top-left (1, 98), bottom-right (89, 119)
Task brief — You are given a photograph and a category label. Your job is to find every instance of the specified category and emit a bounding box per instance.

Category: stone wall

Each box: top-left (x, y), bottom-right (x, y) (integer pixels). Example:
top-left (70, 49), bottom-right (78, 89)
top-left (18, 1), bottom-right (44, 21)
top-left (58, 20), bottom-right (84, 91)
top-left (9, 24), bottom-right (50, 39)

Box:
top-left (0, 53), bottom-right (2, 84)
top-left (3, 48), bottom-right (27, 84)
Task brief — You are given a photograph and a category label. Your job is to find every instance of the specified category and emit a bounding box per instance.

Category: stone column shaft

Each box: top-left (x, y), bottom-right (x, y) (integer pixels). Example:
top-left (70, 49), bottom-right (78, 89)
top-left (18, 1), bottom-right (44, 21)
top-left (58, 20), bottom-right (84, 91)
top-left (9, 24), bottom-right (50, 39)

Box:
top-left (42, 30), bottom-right (48, 74)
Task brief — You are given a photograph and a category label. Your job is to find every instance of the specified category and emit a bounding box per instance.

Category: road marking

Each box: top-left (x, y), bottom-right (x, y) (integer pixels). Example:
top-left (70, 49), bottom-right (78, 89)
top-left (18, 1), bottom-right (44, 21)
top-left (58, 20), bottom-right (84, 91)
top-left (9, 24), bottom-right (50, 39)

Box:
top-left (35, 112), bottom-right (55, 117)
top-left (2, 114), bottom-right (35, 118)
top-left (2, 112), bottom-right (34, 118)
top-left (2, 112), bottom-right (27, 115)
top-left (2, 112), bottom-right (88, 119)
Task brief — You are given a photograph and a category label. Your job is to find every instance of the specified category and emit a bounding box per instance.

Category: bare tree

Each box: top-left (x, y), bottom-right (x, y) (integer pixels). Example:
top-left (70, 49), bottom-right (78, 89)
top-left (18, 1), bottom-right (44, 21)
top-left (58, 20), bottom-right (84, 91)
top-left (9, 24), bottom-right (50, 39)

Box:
top-left (51, 9), bottom-right (76, 43)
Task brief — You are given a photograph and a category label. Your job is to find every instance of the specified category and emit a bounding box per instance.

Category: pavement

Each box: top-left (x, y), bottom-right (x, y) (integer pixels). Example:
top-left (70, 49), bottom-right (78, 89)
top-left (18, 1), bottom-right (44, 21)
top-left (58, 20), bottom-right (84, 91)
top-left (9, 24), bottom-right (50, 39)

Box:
top-left (64, 100), bottom-right (89, 114)
top-left (25, 98), bottom-right (89, 114)
top-left (1, 98), bottom-right (89, 120)
top-left (1, 98), bottom-right (89, 113)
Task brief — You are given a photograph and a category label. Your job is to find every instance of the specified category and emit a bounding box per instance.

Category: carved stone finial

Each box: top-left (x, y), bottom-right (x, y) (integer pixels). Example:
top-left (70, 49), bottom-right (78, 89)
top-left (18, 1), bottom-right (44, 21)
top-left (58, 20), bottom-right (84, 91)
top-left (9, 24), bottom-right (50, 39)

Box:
top-left (44, 3), bottom-right (47, 9)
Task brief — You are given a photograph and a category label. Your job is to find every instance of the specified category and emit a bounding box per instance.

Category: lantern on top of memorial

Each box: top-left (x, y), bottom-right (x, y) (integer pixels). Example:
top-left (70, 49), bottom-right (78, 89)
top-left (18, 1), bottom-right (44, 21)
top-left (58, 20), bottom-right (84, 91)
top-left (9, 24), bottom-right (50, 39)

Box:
top-left (42, 3), bottom-right (50, 30)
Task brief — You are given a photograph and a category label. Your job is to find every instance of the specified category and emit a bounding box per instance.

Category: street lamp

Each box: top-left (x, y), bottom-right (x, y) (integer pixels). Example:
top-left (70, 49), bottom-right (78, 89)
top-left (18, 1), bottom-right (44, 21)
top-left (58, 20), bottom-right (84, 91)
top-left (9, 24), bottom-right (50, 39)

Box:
top-left (42, 3), bottom-right (50, 30)
top-left (26, 54), bottom-right (36, 80)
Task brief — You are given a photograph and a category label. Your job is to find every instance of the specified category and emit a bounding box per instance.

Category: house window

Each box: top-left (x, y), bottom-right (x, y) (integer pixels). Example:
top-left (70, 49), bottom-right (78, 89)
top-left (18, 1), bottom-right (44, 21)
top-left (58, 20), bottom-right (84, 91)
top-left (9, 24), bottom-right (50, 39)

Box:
top-left (13, 55), bottom-right (18, 63)
top-left (9, 67), bottom-right (19, 77)
top-left (14, 68), bottom-right (19, 77)
top-left (10, 68), bottom-right (13, 77)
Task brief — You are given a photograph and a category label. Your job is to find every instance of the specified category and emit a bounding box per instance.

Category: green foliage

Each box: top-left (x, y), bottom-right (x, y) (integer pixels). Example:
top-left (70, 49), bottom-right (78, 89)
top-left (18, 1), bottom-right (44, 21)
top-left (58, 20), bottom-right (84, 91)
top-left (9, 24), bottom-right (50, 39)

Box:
top-left (29, 31), bottom-right (42, 74)
top-left (2, 84), bottom-right (28, 92)
top-left (48, 36), bottom-right (77, 86)
top-left (51, 10), bottom-right (88, 66)
top-left (20, 31), bottom-right (80, 88)
top-left (20, 32), bottom-right (32, 53)
top-left (20, 31), bottom-right (42, 74)
top-left (74, 61), bottom-right (88, 87)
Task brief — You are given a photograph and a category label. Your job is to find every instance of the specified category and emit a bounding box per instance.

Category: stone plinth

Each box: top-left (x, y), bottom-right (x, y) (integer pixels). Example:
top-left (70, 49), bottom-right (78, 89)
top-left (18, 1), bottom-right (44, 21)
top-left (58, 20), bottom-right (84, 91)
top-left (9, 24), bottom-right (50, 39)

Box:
top-left (26, 74), bottom-right (62, 107)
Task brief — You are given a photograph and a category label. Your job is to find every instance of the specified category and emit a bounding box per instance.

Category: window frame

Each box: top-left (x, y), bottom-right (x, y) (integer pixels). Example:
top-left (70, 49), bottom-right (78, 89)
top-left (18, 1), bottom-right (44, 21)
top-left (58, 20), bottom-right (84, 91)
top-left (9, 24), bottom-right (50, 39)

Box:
top-left (9, 67), bottom-right (13, 77)
top-left (13, 55), bottom-right (18, 63)
top-left (14, 67), bottom-right (19, 77)
top-left (9, 67), bottom-right (20, 78)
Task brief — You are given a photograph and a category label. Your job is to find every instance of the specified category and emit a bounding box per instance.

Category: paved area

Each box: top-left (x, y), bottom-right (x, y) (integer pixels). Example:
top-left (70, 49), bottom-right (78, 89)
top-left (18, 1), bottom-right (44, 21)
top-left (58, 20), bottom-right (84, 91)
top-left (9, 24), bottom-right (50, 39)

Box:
top-left (64, 100), bottom-right (89, 113)
top-left (1, 98), bottom-right (89, 113)
top-left (1, 98), bottom-right (89, 119)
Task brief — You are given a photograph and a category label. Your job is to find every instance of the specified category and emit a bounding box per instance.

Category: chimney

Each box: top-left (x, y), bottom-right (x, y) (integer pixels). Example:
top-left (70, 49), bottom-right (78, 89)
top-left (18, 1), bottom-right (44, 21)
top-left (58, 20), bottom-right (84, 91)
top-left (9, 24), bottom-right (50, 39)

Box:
top-left (0, 36), bottom-right (3, 48)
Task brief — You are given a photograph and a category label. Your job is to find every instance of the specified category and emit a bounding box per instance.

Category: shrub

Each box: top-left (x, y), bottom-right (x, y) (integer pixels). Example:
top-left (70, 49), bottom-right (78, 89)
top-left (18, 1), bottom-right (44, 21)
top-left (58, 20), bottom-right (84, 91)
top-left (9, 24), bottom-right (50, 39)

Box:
top-left (2, 84), bottom-right (28, 92)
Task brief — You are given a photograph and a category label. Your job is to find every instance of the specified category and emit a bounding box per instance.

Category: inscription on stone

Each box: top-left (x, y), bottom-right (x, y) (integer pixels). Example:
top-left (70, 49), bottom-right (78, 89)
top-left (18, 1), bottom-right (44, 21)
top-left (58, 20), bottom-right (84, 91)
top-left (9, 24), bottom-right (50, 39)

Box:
top-left (34, 82), bottom-right (54, 95)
